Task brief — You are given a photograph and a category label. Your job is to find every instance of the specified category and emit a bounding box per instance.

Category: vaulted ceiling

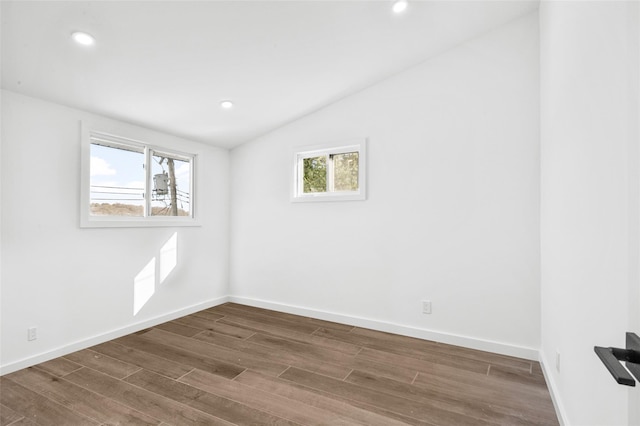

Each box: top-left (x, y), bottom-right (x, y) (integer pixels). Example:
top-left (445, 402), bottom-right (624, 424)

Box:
top-left (2, 1), bottom-right (538, 149)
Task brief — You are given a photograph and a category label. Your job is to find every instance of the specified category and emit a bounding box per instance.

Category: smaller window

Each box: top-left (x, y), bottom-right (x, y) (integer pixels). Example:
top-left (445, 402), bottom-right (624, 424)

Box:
top-left (292, 139), bottom-right (366, 202)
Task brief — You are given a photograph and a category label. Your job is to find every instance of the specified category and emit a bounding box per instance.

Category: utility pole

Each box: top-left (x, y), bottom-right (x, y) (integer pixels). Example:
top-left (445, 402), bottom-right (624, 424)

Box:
top-left (167, 158), bottom-right (178, 216)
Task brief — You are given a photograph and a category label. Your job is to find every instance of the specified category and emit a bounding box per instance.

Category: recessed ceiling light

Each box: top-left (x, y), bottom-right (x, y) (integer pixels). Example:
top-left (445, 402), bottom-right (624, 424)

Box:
top-left (220, 100), bottom-right (234, 109)
top-left (71, 31), bottom-right (95, 46)
top-left (392, 0), bottom-right (408, 14)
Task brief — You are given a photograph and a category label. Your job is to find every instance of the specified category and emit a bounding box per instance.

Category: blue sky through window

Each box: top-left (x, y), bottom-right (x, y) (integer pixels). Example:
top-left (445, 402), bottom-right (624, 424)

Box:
top-left (90, 144), bottom-right (145, 206)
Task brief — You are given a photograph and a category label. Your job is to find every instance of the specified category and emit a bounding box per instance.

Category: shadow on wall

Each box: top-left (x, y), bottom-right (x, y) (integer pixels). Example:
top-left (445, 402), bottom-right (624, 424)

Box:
top-left (133, 232), bottom-right (178, 315)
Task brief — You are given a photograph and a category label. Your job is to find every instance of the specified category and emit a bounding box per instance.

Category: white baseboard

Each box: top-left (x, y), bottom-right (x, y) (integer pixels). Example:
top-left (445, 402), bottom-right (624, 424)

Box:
top-left (229, 295), bottom-right (539, 360)
top-left (0, 296), bottom-right (229, 376)
top-left (539, 352), bottom-right (569, 426)
top-left (1, 294), bottom-right (542, 376)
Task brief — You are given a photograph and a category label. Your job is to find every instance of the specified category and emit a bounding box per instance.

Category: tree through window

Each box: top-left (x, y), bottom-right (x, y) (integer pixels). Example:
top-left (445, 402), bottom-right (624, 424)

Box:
top-left (293, 140), bottom-right (366, 202)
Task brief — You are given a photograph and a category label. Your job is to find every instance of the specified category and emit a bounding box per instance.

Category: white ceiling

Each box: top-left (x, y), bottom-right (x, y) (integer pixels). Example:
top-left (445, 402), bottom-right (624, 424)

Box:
top-left (1, 1), bottom-right (538, 149)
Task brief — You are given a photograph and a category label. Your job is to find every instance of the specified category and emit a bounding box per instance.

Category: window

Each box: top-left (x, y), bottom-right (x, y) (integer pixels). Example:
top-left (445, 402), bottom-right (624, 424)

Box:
top-left (292, 139), bottom-right (366, 202)
top-left (81, 125), bottom-right (197, 227)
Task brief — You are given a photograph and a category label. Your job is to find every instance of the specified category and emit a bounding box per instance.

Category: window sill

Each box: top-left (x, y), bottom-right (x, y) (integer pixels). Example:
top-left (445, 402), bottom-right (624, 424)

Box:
top-left (80, 216), bottom-right (201, 228)
top-left (291, 192), bottom-right (366, 203)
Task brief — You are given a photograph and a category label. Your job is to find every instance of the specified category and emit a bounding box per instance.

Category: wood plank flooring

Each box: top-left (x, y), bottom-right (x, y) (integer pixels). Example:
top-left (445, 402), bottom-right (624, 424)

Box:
top-left (0, 303), bottom-right (559, 425)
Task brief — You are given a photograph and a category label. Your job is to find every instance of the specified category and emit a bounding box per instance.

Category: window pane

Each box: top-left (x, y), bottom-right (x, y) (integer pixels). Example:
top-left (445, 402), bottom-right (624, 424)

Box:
top-left (332, 152), bottom-right (359, 192)
top-left (90, 143), bottom-right (145, 216)
top-left (303, 156), bottom-right (327, 193)
top-left (150, 152), bottom-right (191, 216)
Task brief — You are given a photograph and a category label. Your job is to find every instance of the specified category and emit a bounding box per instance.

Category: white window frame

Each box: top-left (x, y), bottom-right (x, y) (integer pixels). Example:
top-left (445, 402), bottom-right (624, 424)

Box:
top-left (80, 123), bottom-right (199, 228)
top-left (292, 139), bottom-right (367, 202)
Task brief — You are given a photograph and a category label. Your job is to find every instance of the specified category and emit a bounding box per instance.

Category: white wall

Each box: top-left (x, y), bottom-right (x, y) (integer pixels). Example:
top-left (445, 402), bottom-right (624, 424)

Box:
top-left (230, 13), bottom-right (540, 358)
top-left (540, 1), bottom-right (640, 425)
top-left (0, 90), bottom-right (230, 373)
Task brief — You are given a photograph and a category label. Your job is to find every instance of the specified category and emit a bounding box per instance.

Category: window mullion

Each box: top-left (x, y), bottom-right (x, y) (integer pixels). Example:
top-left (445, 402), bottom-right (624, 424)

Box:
top-left (327, 154), bottom-right (334, 193)
top-left (144, 147), bottom-right (152, 217)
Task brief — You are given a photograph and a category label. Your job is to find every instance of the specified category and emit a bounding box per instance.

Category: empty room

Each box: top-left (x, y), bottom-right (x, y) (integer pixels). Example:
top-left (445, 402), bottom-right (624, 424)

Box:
top-left (1, 0), bottom-right (639, 425)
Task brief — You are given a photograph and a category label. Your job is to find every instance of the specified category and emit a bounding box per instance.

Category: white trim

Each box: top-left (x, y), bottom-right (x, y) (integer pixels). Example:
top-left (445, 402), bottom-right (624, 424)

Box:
top-left (80, 121), bottom-right (200, 228)
top-left (539, 352), bottom-right (569, 426)
top-left (81, 216), bottom-right (201, 228)
top-left (0, 296), bottom-right (229, 376)
top-left (228, 295), bottom-right (539, 360)
top-left (292, 138), bottom-right (367, 203)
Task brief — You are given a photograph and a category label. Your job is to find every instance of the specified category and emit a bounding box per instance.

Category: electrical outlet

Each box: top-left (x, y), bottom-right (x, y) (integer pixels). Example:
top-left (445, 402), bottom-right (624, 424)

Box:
top-left (27, 327), bottom-right (37, 341)
top-left (422, 300), bottom-right (432, 314)
top-left (555, 350), bottom-right (560, 372)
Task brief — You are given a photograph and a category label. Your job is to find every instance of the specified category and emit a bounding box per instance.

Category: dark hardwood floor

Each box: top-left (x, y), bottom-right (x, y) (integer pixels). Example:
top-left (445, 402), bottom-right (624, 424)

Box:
top-left (1, 303), bottom-right (559, 425)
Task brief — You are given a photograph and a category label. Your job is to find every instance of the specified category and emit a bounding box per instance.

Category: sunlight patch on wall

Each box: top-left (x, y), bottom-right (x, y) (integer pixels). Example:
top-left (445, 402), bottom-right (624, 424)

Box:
top-left (133, 232), bottom-right (178, 316)
top-left (160, 232), bottom-right (178, 284)
top-left (133, 258), bottom-right (156, 316)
